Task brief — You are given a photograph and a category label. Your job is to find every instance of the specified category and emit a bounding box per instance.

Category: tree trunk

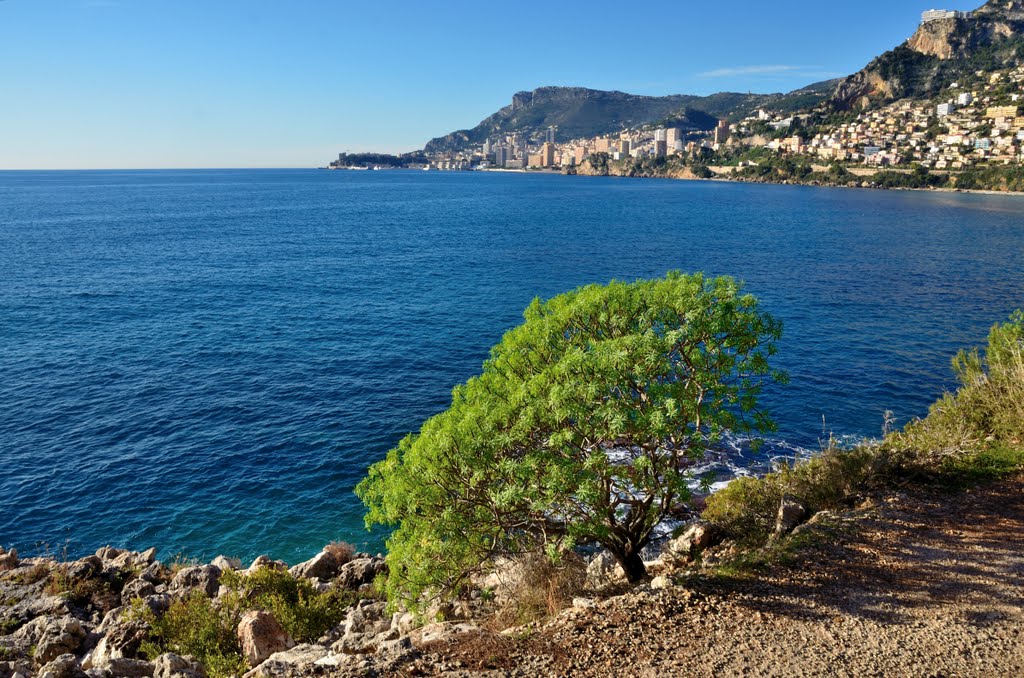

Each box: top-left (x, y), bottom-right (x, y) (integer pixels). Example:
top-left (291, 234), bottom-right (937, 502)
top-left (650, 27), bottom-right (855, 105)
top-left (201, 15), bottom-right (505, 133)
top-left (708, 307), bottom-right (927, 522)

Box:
top-left (614, 549), bottom-right (648, 583)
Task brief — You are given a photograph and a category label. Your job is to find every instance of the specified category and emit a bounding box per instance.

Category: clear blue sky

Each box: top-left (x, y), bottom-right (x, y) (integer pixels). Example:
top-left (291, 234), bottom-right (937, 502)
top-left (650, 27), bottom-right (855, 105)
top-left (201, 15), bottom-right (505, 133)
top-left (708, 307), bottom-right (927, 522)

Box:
top-left (0, 0), bottom-right (982, 169)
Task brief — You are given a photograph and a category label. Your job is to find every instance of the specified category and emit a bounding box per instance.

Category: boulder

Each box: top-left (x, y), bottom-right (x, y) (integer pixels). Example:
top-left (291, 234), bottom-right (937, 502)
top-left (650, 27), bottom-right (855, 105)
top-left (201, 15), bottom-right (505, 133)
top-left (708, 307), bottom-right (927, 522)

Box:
top-left (209, 557), bottom-right (240, 572)
top-left (236, 611), bottom-right (294, 668)
top-left (0, 548), bottom-right (18, 571)
top-left (36, 654), bottom-right (87, 678)
top-left (585, 550), bottom-right (623, 589)
top-left (120, 579), bottom-right (156, 604)
top-left (168, 566), bottom-right (220, 598)
top-left (137, 563), bottom-right (168, 585)
top-left (241, 645), bottom-right (328, 678)
top-left (775, 495), bottom-right (808, 535)
top-left (650, 575), bottom-right (672, 590)
top-left (287, 552), bottom-right (337, 581)
top-left (245, 557), bottom-right (287, 575)
top-left (331, 602), bottom-right (394, 653)
top-left (13, 616), bottom-right (87, 664)
top-left (84, 621), bottom-right (148, 668)
top-left (152, 654), bottom-right (204, 678)
top-left (664, 522), bottom-right (720, 563)
top-left (412, 622), bottom-right (479, 645)
top-left (336, 557), bottom-right (386, 590)
top-left (62, 556), bottom-right (102, 581)
top-left (389, 612), bottom-right (417, 636)
top-left (98, 658), bottom-right (153, 678)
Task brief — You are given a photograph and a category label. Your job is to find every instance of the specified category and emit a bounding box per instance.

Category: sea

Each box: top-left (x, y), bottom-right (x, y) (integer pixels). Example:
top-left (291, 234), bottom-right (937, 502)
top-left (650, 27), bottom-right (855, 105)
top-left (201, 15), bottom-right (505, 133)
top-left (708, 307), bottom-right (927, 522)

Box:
top-left (1, 168), bottom-right (1022, 563)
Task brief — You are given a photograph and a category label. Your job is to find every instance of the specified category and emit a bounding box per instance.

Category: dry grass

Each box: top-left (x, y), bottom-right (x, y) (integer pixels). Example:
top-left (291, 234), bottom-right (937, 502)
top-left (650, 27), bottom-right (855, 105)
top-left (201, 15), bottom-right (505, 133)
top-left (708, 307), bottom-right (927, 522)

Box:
top-left (324, 541), bottom-right (355, 565)
top-left (493, 552), bottom-right (587, 628)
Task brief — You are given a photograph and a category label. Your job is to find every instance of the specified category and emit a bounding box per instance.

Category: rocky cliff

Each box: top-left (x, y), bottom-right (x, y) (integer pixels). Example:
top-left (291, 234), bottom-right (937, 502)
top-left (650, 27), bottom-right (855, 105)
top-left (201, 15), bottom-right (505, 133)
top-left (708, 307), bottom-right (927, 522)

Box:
top-left (831, 0), bottom-right (1024, 109)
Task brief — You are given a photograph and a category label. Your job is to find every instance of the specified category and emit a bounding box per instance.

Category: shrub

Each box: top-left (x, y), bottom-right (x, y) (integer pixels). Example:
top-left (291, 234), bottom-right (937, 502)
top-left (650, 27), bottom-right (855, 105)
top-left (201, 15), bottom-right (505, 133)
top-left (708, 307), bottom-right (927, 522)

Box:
top-left (134, 567), bottom-right (362, 678)
top-left (323, 541), bottom-right (355, 565)
top-left (219, 567), bottom-right (354, 643)
top-left (889, 310), bottom-right (1024, 471)
top-left (702, 446), bottom-right (885, 545)
top-left (135, 593), bottom-right (246, 678)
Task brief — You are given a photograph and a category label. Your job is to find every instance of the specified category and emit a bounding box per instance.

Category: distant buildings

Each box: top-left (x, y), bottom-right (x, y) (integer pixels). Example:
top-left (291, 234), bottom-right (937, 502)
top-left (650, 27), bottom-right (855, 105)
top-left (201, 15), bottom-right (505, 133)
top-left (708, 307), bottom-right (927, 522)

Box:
top-left (921, 9), bottom-right (972, 23)
top-left (937, 102), bottom-right (955, 116)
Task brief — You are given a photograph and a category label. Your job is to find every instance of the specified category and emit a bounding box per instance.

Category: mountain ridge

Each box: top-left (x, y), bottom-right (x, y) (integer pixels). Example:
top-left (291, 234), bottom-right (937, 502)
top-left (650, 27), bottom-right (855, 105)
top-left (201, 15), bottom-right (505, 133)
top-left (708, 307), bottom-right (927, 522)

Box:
top-left (423, 81), bottom-right (838, 154)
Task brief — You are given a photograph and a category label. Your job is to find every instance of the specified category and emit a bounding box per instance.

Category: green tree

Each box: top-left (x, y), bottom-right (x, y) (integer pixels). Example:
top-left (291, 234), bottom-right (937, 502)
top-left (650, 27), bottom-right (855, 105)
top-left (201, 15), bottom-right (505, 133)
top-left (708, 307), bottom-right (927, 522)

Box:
top-left (357, 273), bottom-right (785, 608)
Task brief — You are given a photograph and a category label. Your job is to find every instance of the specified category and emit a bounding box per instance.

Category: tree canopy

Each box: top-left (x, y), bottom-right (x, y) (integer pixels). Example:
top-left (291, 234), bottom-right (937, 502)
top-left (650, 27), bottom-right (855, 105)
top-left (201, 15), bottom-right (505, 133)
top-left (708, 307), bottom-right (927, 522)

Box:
top-left (357, 272), bottom-right (785, 608)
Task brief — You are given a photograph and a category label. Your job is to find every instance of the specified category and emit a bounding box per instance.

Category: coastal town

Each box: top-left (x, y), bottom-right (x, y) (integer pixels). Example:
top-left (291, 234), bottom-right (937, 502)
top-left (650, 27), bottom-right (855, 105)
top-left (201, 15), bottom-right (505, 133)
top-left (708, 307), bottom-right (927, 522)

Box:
top-left (385, 62), bottom-right (1024, 177)
top-left (329, 7), bottom-right (1024, 188)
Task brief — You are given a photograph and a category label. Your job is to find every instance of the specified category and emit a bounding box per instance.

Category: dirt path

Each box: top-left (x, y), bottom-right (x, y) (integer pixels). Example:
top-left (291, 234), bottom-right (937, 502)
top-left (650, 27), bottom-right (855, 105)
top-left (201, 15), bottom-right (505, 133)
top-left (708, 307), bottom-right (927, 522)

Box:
top-left (414, 475), bottom-right (1024, 677)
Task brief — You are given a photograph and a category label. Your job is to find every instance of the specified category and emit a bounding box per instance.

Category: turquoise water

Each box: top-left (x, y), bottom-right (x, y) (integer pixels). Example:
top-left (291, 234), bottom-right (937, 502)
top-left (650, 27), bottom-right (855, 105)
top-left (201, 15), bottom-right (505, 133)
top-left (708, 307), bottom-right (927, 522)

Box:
top-left (1, 169), bottom-right (1022, 562)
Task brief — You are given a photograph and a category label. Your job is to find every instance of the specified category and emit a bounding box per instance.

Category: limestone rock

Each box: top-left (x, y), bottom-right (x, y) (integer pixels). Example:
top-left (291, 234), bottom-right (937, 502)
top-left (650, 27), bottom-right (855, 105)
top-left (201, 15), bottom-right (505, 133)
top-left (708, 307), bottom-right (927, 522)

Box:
top-left (245, 557), bottom-right (287, 575)
top-left (586, 550), bottom-right (623, 589)
top-left (237, 611), bottom-right (295, 668)
top-left (331, 601), bottom-right (394, 653)
top-left (650, 575), bottom-right (672, 590)
top-left (168, 566), bottom-right (220, 598)
top-left (209, 557), bottom-right (240, 572)
top-left (413, 622), bottom-right (479, 645)
top-left (336, 557), bottom-right (386, 591)
top-left (13, 616), bottom-right (86, 664)
top-left (775, 495), bottom-right (808, 535)
top-left (287, 551), bottom-right (337, 581)
top-left (99, 658), bottom-right (153, 678)
top-left (0, 548), bottom-right (19, 571)
top-left (120, 579), bottom-right (156, 604)
top-left (36, 654), bottom-right (87, 678)
top-left (84, 621), bottom-right (148, 668)
top-left (241, 645), bottom-right (328, 678)
top-left (664, 522), bottom-right (720, 564)
top-left (152, 653), bottom-right (204, 678)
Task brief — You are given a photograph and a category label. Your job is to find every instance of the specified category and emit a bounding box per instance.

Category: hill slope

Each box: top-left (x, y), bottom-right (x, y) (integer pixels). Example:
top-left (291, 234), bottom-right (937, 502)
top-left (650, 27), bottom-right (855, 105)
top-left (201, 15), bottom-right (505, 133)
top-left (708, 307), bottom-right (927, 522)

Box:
top-left (423, 81), bottom-right (837, 154)
top-left (831, 0), bottom-right (1024, 109)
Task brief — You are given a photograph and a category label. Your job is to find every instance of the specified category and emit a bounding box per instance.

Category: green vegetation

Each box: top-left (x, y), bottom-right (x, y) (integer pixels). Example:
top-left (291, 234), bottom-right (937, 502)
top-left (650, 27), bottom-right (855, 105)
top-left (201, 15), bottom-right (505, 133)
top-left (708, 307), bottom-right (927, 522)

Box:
top-left (889, 310), bottom-right (1024, 470)
top-left (703, 310), bottom-right (1024, 547)
top-left (132, 567), bottom-right (364, 678)
top-left (359, 273), bottom-right (785, 608)
top-left (955, 164), bottom-right (1024, 192)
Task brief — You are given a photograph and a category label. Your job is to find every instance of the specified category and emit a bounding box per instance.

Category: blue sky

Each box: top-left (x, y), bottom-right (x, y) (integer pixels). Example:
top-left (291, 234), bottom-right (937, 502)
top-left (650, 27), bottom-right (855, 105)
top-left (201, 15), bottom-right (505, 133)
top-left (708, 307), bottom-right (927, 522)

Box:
top-left (0, 0), bottom-right (982, 169)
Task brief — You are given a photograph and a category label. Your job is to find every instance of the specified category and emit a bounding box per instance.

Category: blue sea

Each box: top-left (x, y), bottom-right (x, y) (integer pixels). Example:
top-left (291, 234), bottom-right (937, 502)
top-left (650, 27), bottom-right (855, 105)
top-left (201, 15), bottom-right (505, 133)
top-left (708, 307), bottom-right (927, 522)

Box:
top-left (1, 169), bottom-right (1022, 563)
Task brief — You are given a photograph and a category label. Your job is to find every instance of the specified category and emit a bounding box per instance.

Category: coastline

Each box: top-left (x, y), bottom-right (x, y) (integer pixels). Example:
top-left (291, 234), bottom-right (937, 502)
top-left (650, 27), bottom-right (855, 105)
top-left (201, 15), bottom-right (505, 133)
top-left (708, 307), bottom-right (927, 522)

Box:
top-left (565, 166), bottom-right (1024, 197)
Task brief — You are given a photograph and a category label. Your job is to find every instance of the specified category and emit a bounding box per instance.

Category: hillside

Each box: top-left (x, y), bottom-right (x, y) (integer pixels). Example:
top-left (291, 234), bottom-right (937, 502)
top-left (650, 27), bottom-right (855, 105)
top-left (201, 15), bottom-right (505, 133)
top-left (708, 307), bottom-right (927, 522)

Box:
top-left (831, 0), bottom-right (1024, 109)
top-left (423, 81), bottom-right (837, 153)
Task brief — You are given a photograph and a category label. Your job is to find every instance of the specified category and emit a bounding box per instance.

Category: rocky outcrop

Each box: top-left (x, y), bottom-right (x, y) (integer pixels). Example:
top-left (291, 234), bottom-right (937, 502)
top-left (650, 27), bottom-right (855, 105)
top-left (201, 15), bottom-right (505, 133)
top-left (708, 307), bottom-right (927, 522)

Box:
top-left (831, 0), bottom-right (1024, 110)
top-left (152, 653), bottom-right (204, 678)
top-left (775, 495), bottom-right (809, 535)
top-left (237, 611), bottom-right (295, 668)
top-left (168, 566), bottom-right (220, 599)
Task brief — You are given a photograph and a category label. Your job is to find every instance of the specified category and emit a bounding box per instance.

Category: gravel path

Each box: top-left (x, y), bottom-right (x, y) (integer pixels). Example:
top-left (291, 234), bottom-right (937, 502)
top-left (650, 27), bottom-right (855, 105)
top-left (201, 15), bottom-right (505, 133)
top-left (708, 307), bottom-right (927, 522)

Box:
top-left (412, 475), bottom-right (1024, 677)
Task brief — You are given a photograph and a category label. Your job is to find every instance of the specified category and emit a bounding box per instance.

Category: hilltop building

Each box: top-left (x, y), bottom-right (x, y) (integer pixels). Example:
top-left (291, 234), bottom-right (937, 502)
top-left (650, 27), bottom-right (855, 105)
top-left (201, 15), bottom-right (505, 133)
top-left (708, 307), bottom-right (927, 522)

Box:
top-left (921, 9), bottom-right (973, 22)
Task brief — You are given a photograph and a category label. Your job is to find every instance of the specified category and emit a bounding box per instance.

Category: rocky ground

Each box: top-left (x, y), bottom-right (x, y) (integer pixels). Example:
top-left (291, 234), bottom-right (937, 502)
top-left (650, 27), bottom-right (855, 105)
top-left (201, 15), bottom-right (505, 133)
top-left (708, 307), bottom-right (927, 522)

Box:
top-left (2, 475), bottom-right (1021, 677)
top-left (409, 474), bottom-right (1024, 677)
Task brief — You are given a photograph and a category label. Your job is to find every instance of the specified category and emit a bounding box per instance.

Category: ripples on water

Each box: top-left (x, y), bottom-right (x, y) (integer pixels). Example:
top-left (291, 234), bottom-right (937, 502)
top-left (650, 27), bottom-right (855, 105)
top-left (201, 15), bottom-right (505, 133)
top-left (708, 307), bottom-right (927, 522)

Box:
top-left (1, 169), bottom-right (1022, 562)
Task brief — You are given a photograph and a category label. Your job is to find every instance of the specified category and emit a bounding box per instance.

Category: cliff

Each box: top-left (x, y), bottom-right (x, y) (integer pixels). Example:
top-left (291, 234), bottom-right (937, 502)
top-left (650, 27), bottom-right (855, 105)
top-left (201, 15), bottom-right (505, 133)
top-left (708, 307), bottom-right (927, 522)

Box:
top-left (831, 0), bottom-right (1024, 109)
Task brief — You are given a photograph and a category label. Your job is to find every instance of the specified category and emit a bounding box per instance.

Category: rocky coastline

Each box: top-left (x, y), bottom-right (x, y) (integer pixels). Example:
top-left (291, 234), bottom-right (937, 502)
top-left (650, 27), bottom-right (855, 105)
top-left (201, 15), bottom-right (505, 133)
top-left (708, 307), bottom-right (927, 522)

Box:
top-left (4, 473), bottom-right (1023, 677)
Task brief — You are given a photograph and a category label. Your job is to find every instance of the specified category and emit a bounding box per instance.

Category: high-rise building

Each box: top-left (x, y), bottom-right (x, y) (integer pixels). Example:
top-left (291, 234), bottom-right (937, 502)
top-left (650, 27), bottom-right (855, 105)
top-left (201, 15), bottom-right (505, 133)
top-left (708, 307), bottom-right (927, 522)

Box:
top-left (494, 145), bottom-right (509, 167)
top-left (546, 126), bottom-right (556, 144)
top-left (654, 140), bottom-right (667, 158)
top-left (619, 140), bottom-right (631, 156)
top-left (654, 128), bottom-right (668, 142)
top-left (541, 142), bottom-right (555, 167)
top-left (714, 120), bottom-right (730, 144)
top-left (666, 128), bottom-right (682, 147)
